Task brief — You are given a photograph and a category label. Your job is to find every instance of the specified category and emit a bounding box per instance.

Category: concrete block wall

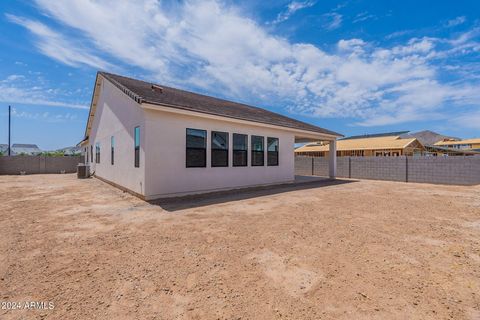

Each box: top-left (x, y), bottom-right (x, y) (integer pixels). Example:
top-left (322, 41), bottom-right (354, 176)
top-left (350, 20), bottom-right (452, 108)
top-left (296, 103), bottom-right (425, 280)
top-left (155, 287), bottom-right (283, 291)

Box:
top-left (295, 156), bottom-right (313, 175)
top-left (337, 158), bottom-right (350, 178)
top-left (350, 156), bottom-right (407, 182)
top-left (295, 156), bottom-right (480, 185)
top-left (313, 157), bottom-right (329, 176)
top-left (408, 157), bottom-right (480, 185)
top-left (0, 156), bottom-right (82, 175)
top-left (295, 157), bottom-right (350, 178)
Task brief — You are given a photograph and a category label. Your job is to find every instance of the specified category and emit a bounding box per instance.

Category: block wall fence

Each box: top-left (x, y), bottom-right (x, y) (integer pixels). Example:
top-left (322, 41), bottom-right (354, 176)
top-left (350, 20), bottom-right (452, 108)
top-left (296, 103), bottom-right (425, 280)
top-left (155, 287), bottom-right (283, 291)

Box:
top-left (295, 156), bottom-right (480, 186)
top-left (0, 156), bottom-right (82, 175)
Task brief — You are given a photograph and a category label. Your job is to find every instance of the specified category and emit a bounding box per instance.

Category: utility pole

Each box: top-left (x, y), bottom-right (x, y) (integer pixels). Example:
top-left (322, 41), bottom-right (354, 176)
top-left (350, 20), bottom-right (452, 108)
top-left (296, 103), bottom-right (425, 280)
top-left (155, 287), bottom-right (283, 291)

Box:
top-left (8, 105), bottom-right (11, 156)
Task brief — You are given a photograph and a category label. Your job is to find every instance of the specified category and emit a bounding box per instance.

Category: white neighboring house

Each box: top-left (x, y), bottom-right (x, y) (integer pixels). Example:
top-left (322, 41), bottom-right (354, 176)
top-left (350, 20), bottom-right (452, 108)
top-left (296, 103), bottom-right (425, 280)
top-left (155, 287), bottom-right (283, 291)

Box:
top-left (10, 144), bottom-right (42, 156)
top-left (79, 72), bottom-right (342, 200)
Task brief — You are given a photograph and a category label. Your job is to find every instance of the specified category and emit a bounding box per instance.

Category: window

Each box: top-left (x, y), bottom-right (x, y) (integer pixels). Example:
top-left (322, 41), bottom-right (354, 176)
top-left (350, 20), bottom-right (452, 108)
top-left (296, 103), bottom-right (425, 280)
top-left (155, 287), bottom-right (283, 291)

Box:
top-left (186, 128), bottom-right (207, 167)
top-left (211, 131), bottom-right (228, 167)
top-left (134, 126), bottom-right (140, 168)
top-left (111, 136), bottom-right (115, 165)
top-left (251, 135), bottom-right (264, 166)
top-left (90, 145), bottom-right (93, 163)
top-left (267, 137), bottom-right (279, 166)
top-left (233, 134), bottom-right (247, 166)
top-left (95, 143), bottom-right (100, 164)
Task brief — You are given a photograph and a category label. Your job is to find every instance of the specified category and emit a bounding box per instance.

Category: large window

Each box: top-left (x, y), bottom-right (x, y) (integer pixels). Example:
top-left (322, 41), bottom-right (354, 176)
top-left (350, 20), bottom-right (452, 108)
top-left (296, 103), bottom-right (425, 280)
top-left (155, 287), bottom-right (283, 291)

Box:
top-left (251, 135), bottom-right (264, 166)
top-left (267, 137), bottom-right (279, 166)
top-left (111, 136), bottom-right (115, 165)
top-left (134, 126), bottom-right (140, 168)
top-left (95, 143), bottom-right (100, 164)
top-left (186, 128), bottom-right (207, 167)
top-left (90, 145), bottom-right (93, 163)
top-left (211, 131), bottom-right (228, 167)
top-left (233, 134), bottom-right (247, 167)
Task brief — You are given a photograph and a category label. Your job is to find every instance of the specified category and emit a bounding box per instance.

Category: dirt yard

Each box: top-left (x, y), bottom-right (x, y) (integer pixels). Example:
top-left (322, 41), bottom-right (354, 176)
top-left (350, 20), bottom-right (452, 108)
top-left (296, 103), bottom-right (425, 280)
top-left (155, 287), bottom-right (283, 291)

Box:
top-left (0, 174), bottom-right (479, 320)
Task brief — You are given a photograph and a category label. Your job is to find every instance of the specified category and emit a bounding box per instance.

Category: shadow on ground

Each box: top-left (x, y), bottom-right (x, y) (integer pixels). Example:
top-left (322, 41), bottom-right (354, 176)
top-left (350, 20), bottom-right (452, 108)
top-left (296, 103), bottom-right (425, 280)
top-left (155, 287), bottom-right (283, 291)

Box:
top-left (150, 177), bottom-right (357, 212)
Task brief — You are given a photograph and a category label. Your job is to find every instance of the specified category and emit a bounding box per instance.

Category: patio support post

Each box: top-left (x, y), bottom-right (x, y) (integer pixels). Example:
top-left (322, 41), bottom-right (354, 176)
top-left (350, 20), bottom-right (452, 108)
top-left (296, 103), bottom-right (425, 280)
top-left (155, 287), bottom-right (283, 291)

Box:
top-left (329, 139), bottom-right (337, 179)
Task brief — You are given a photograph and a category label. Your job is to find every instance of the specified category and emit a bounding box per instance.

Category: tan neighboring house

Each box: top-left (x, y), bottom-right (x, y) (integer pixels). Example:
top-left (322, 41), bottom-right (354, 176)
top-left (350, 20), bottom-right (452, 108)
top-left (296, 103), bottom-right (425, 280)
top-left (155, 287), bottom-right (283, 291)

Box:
top-left (434, 138), bottom-right (480, 152)
top-left (79, 72), bottom-right (342, 200)
top-left (295, 132), bottom-right (424, 157)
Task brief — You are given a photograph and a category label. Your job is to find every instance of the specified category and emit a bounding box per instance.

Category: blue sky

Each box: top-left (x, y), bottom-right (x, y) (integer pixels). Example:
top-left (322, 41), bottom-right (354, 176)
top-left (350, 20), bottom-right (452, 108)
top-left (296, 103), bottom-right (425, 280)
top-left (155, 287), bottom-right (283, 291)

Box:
top-left (0, 0), bottom-right (479, 150)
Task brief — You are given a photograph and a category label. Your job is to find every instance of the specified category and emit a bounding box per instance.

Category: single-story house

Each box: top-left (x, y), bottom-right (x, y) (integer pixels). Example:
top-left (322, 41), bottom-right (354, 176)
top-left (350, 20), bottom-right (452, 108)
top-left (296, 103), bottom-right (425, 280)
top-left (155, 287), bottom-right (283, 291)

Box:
top-left (79, 72), bottom-right (342, 200)
top-left (295, 132), bottom-right (425, 157)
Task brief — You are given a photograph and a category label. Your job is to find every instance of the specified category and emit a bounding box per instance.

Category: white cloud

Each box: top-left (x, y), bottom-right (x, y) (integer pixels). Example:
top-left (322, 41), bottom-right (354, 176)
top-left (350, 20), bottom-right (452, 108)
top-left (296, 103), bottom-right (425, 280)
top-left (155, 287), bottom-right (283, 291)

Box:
top-left (446, 16), bottom-right (466, 28)
top-left (6, 14), bottom-right (112, 70)
top-left (0, 75), bottom-right (89, 109)
top-left (451, 110), bottom-right (480, 130)
top-left (8, 0), bottom-right (480, 127)
top-left (11, 108), bottom-right (78, 123)
top-left (353, 12), bottom-right (376, 24)
top-left (385, 30), bottom-right (413, 40)
top-left (5, 74), bottom-right (25, 81)
top-left (323, 12), bottom-right (342, 30)
top-left (272, 1), bottom-right (316, 24)
top-left (337, 39), bottom-right (366, 52)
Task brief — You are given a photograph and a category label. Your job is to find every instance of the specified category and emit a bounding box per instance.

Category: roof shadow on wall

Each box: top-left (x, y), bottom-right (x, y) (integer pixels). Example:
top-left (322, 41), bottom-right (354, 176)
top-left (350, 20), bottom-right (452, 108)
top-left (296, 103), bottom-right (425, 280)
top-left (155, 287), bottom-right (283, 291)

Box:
top-left (149, 177), bottom-right (357, 212)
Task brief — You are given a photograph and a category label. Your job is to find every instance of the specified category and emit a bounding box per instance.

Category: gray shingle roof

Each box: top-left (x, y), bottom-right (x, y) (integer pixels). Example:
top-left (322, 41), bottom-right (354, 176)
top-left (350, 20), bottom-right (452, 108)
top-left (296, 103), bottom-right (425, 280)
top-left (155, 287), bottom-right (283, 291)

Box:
top-left (12, 144), bottom-right (39, 148)
top-left (99, 72), bottom-right (342, 137)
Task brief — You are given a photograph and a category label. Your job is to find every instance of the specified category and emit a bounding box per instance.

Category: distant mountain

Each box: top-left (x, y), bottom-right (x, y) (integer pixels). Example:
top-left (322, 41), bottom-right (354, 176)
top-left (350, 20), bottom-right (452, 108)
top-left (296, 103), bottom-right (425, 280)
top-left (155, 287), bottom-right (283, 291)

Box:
top-left (340, 131), bottom-right (409, 140)
top-left (401, 130), bottom-right (460, 146)
top-left (55, 146), bottom-right (82, 155)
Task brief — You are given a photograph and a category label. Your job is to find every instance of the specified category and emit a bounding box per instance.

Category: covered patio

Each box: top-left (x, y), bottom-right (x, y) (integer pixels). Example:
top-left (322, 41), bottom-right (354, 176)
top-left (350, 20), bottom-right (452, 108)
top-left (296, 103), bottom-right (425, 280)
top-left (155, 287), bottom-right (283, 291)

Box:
top-left (295, 134), bottom-right (338, 178)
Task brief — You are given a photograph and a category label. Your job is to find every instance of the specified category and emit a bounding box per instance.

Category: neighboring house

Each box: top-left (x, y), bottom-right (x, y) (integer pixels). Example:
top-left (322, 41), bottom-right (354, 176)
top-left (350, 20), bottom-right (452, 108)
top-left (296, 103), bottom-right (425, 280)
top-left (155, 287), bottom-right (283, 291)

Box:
top-left (402, 130), bottom-right (478, 156)
top-left (79, 72), bottom-right (342, 200)
top-left (10, 144), bottom-right (42, 156)
top-left (434, 138), bottom-right (480, 152)
top-left (422, 145), bottom-right (480, 156)
top-left (295, 132), bottom-right (425, 157)
top-left (0, 144), bottom-right (8, 155)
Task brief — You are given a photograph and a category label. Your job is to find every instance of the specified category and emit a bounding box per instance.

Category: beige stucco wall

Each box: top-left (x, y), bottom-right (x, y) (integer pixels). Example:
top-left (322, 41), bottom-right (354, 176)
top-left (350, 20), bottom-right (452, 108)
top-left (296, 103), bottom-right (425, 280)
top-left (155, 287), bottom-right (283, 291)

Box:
top-left (143, 108), bottom-right (295, 199)
top-left (88, 79), bottom-right (146, 195)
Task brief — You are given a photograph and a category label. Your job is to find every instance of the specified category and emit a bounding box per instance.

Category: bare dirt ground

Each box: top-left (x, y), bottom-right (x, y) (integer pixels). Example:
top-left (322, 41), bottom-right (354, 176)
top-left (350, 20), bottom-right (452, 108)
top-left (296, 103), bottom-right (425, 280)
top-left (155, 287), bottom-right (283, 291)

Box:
top-left (0, 174), bottom-right (479, 320)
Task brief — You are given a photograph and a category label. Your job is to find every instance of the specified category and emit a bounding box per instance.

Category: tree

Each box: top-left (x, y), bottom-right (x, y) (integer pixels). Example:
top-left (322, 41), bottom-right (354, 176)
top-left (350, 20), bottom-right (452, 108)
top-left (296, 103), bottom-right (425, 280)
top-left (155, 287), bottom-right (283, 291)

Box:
top-left (40, 151), bottom-right (66, 157)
